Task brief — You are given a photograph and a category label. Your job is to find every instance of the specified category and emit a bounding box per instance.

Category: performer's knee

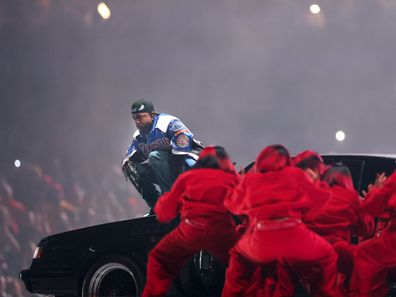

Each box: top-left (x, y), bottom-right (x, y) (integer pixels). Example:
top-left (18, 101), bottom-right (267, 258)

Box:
top-left (148, 151), bottom-right (167, 167)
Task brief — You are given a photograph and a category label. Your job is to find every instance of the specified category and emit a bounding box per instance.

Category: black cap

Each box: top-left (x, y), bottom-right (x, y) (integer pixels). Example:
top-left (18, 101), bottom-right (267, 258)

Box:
top-left (131, 99), bottom-right (155, 114)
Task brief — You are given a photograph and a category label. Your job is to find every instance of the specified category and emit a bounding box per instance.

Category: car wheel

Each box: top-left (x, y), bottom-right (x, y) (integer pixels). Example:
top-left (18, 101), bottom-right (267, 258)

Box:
top-left (82, 255), bottom-right (144, 297)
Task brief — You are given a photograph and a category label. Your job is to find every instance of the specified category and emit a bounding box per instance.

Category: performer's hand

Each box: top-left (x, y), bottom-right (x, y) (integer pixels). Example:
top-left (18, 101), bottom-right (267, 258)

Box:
top-left (138, 138), bottom-right (171, 158)
top-left (362, 183), bottom-right (375, 197)
top-left (375, 172), bottom-right (387, 188)
top-left (138, 143), bottom-right (150, 158)
top-left (121, 159), bottom-right (138, 181)
top-left (305, 168), bottom-right (319, 182)
top-left (121, 158), bottom-right (130, 179)
top-left (121, 160), bottom-right (131, 180)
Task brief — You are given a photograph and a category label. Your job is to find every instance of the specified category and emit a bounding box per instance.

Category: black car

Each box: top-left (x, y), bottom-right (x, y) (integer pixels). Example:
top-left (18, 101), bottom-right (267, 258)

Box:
top-left (19, 154), bottom-right (396, 297)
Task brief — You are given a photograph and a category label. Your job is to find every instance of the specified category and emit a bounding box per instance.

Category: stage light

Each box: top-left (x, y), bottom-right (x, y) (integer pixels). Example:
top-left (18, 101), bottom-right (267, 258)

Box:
top-left (14, 159), bottom-right (21, 168)
top-left (335, 131), bottom-right (346, 142)
top-left (97, 2), bottom-right (111, 20)
top-left (310, 4), bottom-right (321, 14)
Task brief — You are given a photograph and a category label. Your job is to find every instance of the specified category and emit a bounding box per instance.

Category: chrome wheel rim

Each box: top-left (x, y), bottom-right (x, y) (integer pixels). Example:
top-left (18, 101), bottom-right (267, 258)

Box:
top-left (87, 263), bottom-right (138, 297)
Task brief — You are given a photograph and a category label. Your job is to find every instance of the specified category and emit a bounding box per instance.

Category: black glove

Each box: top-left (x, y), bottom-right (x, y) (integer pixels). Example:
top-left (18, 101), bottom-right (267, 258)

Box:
top-left (121, 160), bottom-right (141, 190)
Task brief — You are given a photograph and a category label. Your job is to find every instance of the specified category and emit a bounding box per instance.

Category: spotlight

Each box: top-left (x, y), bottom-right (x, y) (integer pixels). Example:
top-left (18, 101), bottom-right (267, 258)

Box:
top-left (310, 4), bottom-right (321, 14)
top-left (14, 159), bottom-right (21, 168)
top-left (335, 131), bottom-right (346, 142)
top-left (97, 2), bottom-right (111, 20)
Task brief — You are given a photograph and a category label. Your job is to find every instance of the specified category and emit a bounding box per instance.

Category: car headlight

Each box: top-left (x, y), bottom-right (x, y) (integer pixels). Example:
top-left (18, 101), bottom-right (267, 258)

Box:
top-left (33, 246), bottom-right (43, 259)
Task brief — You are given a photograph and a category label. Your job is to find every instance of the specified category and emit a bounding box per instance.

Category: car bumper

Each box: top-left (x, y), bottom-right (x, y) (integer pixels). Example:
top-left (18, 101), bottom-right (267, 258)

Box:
top-left (19, 269), bottom-right (33, 293)
top-left (19, 267), bottom-right (78, 295)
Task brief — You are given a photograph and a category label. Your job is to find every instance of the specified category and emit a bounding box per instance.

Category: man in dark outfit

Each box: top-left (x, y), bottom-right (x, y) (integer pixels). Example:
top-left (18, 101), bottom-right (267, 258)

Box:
top-left (122, 99), bottom-right (203, 210)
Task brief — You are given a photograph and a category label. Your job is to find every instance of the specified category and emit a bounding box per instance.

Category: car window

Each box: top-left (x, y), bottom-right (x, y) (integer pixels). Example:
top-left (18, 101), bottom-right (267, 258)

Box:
top-left (361, 158), bottom-right (396, 194)
top-left (341, 159), bottom-right (365, 193)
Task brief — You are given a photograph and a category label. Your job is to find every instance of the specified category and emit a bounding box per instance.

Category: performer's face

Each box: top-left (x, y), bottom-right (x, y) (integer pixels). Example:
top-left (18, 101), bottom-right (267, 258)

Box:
top-left (132, 112), bottom-right (153, 133)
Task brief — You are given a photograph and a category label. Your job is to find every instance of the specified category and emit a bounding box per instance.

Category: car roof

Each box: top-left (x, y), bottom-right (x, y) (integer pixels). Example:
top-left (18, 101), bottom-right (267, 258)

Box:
top-left (321, 153), bottom-right (396, 160)
top-left (243, 153), bottom-right (396, 173)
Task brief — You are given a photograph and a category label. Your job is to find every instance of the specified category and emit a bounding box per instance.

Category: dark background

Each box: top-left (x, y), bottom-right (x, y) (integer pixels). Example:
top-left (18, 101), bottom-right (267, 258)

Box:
top-left (2, 0), bottom-right (396, 173)
top-left (1, 1), bottom-right (396, 294)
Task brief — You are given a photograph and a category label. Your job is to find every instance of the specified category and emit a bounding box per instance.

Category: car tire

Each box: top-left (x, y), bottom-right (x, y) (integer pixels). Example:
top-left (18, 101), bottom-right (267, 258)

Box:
top-left (82, 255), bottom-right (144, 297)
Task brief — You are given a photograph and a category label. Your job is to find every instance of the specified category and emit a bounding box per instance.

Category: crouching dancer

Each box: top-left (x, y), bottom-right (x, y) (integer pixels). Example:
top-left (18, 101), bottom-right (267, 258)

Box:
top-left (141, 146), bottom-right (239, 297)
top-left (308, 165), bottom-right (362, 294)
top-left (221, 145), bottom-right (340, 297)
top-left (350, 170), bottom-right (396, 297)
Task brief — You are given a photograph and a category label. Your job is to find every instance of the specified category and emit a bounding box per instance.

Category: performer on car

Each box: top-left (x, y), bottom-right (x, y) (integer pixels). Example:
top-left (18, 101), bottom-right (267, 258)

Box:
top-left (221, 145), bottom-right (339, 297)
top-left (121, 99), bottom-right (203, 209)
top-left (141, 146), bottom-right (239, 297)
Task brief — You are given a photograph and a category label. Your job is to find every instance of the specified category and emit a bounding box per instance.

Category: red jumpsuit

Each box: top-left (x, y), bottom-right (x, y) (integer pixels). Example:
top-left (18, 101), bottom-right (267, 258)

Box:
top-left (249, 180), bottom-right (333, 297)
top-left (350, 171), bottom-right (396, 297)
top-left (277, 185), bottom-right (361, 295)
top-left (141, 168), bottom-right (239, 297)
top-left (309, 186), bottom-right (361, 276)
top-left (221, 166), bottom-right (339, 297)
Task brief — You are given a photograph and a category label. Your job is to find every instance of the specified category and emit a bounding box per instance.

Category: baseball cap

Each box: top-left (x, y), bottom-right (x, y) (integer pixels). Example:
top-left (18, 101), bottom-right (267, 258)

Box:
top-left (131, 99), bottom-right (155, 114)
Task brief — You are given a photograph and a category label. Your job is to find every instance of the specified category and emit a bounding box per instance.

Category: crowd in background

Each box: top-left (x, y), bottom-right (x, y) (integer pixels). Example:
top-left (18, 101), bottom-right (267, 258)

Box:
top-left (0, 159), bottom-right (147, 297)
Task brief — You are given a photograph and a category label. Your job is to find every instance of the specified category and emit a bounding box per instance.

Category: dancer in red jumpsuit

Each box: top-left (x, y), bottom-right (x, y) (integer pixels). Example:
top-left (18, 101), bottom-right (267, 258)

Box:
top-left (271, 151), bottom-right (342, 297)
top-left (350, 171), bottom-right (396, 297)
top-left (141, 146), bottom-right (239, 297)
top-left (249, 150), bottom-right (333, 297)
top-left (221, 145), bottom-right (339, 297)
top-left (310, 165), bottom-right (361, 279)
top-left (292, 150), bottom-right (330, 220)
top-left (278, 164), bottom-right (362, 295)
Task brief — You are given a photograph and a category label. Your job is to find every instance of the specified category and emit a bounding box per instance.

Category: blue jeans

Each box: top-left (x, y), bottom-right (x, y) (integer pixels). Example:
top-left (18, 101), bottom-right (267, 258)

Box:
top-left (148, 150), bottom-right (195, 194)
